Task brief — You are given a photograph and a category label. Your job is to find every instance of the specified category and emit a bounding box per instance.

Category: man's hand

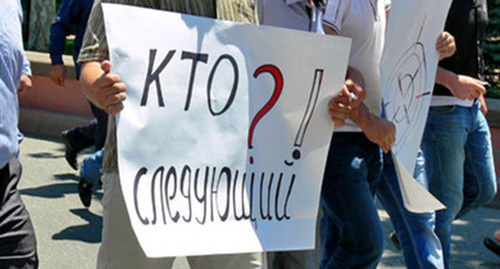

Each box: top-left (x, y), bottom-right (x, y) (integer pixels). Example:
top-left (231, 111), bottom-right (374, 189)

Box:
top-left (50, 64), bottom-right (66, 87)
top-left (436, 31), bottom-right (456, 61)
top-left (448, 75), bottom-right (487, 100)
top-left (17, 74), bottom-right (32, 96)
top-left (328, 67), bottom-right (366, 127)
top-left (351, 104), bottom-right (396, 153)
top-left (436, 68), bottom-right (487, 100)
top-left (362, 116), bottom-right (396, 153)
top-left (80, 60), bottom-right (127, 115)
top-left (478, 94), bottom-right (488, 115)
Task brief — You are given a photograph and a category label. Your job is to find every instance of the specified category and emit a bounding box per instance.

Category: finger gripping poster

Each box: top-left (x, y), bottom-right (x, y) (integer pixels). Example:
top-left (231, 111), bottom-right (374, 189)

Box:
top-left (102, 3), bottom-right (351, 257)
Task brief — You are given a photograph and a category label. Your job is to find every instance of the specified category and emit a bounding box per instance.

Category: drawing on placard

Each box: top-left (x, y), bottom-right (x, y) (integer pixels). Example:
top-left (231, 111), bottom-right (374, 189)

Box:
top-left (284, 69), bottom-right (323, 166)
top-left (383, 17), bottom-right (430, 155)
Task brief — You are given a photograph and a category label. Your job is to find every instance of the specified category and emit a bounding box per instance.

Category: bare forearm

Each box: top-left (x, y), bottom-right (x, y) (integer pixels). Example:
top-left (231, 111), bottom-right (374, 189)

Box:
top-left (80, 61), bottom-right (106, 108)
top-left (350, 103), bottom-right (372, 130)
top-left (435, 67), bottom-right (456, 89)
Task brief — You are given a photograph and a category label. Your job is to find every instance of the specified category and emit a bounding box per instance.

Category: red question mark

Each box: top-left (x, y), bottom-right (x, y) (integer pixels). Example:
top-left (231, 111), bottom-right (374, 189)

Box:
top-left (248, 64), bottom-right (284, 164)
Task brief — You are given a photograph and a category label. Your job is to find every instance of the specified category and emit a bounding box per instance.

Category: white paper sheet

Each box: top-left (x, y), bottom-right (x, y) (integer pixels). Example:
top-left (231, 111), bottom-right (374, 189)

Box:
top-left (102, 3), bottom-right (351, 257)
top-left (381, 0), bottom-right (452, 212)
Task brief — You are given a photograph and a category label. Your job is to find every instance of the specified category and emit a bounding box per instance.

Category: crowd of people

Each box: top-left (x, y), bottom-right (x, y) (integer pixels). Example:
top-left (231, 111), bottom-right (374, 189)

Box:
top-left (0, 0), bottom-right (498, 268)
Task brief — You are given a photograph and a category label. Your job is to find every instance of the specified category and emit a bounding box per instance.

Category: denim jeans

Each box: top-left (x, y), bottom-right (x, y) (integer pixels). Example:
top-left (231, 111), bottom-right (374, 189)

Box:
top-left (80, 148), bottom-right (104, 187)
top-left (421, 103), bottom-right (497, 268)
top-left (320, 133), bottom-right (384, 269)
top-left (377, 150), bottom-right (444, 269)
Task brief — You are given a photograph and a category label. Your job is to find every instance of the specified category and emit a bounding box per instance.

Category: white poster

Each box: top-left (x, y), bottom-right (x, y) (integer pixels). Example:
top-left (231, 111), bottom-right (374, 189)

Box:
top-left (381, 0), bottom-right (451, 212)
top-left (102, 4), bottom-right (351, 257)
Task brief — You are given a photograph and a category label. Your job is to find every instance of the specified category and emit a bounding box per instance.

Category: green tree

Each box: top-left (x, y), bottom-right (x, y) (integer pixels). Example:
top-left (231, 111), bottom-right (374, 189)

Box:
top-left (26, 0), bottom-right (56, 52)
top-left (485, 0), bottom-right (500, 97)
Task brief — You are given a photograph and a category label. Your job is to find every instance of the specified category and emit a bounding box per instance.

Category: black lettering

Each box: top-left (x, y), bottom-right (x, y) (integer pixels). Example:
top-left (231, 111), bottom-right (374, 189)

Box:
top-left (275, 174), bottom-right (295, 221)
top-left (141, 49), bottom-right (176, 107)
top-left (207, 54), bottom-right (239, 115)
top-left (165, 166), bottom-right (180, 222)
top-left (216, 167), bottom-right (231, 221)
top-left (194, 167), bottom-right (208, 224)
top-left (210, 167), bottom-right (217, 221)
top-left (151, 166), bottom-right (165, 225)
top-left (181, 51), bottom-right (209, 111)
top-left (259, 173), bottom-right (273, 220)
top-left (134, 167), bottom-right (149, 225)
top-left (180, 165), bottom-right (192, 222)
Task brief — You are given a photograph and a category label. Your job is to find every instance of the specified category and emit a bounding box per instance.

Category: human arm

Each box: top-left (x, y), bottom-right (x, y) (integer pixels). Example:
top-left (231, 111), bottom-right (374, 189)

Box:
top-left (435, 67), bottom-right (487, 100)
top-left (478, 93), bottom-right (488, 115)
top-left (49, 0), bottom-right (74, 87)
top-left (323, 29), bottom-right (394, 152)
top-left (18, 54), bottom-right (32, 95)
top-left (80, 60), bottom-right (127, 115)
top-left (323, 25), bottom-right (366, 126)
top-left (328, 67), bottom-right (366, 127)
top-left (350, 104), bottom-right (395, 153)
top-left (436, 31), bottom-right (456, 61)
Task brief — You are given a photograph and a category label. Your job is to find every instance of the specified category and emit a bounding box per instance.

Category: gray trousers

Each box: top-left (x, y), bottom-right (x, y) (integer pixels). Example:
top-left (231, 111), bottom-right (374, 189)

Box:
top-left (97, 172), bottom-right (266, 269)
top-left (0, 157), bottom-right (38, 268)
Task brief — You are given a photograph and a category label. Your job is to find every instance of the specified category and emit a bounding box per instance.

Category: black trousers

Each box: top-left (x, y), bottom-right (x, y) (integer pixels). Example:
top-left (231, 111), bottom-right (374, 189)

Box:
top-left (0, 157), bottom-right (38, 268)
top-left (67, 102), bottom-right (108, 152)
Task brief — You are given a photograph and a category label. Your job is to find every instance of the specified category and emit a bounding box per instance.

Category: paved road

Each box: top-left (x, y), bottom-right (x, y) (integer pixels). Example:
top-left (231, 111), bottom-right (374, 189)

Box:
top-left (17, 135), bottom-right (500, 268)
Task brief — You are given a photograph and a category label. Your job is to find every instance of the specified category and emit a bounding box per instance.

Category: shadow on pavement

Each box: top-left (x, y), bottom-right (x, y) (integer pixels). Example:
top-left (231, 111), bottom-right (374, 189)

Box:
top-left (20, 182), bottom-right (79, 198)
top-left (54, 173), bottom-right (80, 182)
top-left (20, 174), bottom-right (103, 201)
top-left (27, 152), bottom-right (63, 159)
top-left (52, 209), bottom-right (102, 244)
top-left (478, 261), bottom-right (500, 268)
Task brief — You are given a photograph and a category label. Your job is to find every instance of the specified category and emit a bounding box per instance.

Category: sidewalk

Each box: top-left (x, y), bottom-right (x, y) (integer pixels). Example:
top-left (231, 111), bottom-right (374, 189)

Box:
top-left (17, 135), bottom-right (500, 269)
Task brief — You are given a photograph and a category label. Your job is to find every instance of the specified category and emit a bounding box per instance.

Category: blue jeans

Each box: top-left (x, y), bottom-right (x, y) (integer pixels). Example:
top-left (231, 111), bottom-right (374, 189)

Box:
top-left (421, 104), bottom-right (497, 268)
top-left (377, 150), bottom-right (444, 269)
top-left (80, 148), bottom-right (104, 187)
top-left (320, 133), bottom-right (384, 269)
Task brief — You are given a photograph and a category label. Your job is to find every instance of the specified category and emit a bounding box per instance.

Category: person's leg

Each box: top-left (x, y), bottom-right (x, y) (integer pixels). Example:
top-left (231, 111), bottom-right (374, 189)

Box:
top-left (80, 148), bottom-right (104, 188)
top-left (188, 252), bottom-right (266, 269)
top-left (377, 151), bottom-right (443, 269)
top-left (97, 172), bottom-right (175, 269)
top-left (89, 103), bottom-right (108, 151)
top-left (61, 120), bottom-right (97, 170)
top-left (0, 157), bottom-right (38, 268)
top-left (267, 250), bottom-right (319, 269)
top-left (320, 133), bottom-right (384, 269)
top-left (63, 120), bottom-right (97, 152)
top-left (266, 207), bottom-right (322, 269)
top-left (456, 104), bottom-right (497, 218)
top-left (421, 105), bottom-right (468, 269)
top-left (78, 148), bottom-right (105, 207)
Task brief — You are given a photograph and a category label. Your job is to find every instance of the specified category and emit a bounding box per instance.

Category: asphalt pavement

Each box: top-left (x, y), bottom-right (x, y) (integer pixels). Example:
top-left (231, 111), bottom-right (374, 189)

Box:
top-left (16, 135), bottom-right (500, 268)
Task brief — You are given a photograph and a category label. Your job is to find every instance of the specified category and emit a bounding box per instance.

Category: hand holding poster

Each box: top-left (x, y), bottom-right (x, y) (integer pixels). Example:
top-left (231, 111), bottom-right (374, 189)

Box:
top-left (381, 0), bottom-right (451, 212)
top-left (102, 3), bottom-right (351, 257)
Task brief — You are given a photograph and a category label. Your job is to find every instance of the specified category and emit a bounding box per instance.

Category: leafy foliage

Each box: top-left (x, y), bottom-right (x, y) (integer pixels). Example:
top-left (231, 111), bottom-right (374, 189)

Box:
top-left (485, 0), bottom-right (500, 98)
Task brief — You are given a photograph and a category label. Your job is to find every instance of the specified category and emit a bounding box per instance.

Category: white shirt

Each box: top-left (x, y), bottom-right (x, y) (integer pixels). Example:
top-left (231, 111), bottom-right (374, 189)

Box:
top-left (258, 0), bottom-right (323, 33)
top-left (323, 0), bottom-right (388, 132)
top-left (0, 0), bottom-right (26, 168)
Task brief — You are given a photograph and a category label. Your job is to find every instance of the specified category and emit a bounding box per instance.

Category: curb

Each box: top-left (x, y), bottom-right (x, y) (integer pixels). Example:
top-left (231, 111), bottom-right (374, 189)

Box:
top-left (19, 107), bottom-right (93, 140)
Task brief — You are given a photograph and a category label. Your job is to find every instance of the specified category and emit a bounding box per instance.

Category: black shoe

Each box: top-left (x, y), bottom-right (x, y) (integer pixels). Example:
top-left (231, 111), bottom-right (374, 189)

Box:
top-left (78, 178), bottom-right (94, 208)
top-left (390, 231), bottom-right (402, 251)
top-left (484, 237), bottom-right (500, 256)
top-left (61, 130), bottom-right (78, 170)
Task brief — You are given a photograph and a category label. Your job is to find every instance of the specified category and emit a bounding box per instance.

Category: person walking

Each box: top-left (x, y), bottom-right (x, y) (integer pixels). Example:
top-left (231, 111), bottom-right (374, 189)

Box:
top-left (0, 0), bottom-right (39, 267)
top-left (422, 0), bottom-right (498, 267)
top-left (78, 0), bottom-right (265, 268)
top-left (49, 0), bottom-right (108, 207)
